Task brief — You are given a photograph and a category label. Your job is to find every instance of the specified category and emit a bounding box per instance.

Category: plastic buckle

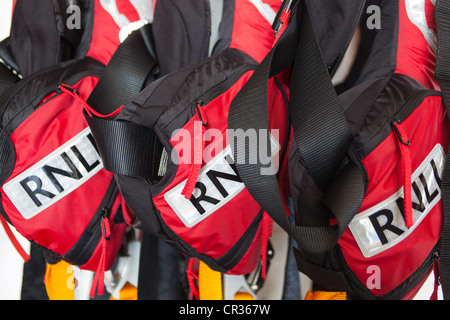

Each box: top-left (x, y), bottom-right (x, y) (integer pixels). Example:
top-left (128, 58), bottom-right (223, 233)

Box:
top-left (222, 274), bottom-right (257, 300)
top-left (104, 240), bottom-right (141, 299)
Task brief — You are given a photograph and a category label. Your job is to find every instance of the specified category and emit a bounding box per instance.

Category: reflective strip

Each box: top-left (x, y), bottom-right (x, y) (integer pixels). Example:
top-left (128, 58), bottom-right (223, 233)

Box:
top-left (3, 128), bottom-right (103, 220)
top-left (349, 144), bottom-right (445, 258)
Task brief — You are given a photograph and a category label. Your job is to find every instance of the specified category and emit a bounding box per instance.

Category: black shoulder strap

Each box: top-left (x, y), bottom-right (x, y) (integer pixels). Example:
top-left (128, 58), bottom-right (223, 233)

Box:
top-left (0, 38), bottom-right (20, 96)
top-left (87, 24), bottom-right (158, 115)
top-left (228, 0), bottom-right (365, 254)
top-left (434, 0), bottom-right (450, 301)
top-left (84, 24), bottom-right (163, 180)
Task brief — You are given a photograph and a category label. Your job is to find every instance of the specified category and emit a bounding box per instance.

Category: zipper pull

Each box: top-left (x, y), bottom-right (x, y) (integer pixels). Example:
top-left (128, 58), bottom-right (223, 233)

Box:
top-left (58, 83), bottom-right (123, 118)
top-left (181, 103), bottom-right (208, 199)
top-left (431, 250), bottom-right (441, 300)
top-left (391, 121), bottom-right (413, 228)
top-left (101, 208), bottom-right (112, 241)
top-left (195, 101), bottom-right (208, 127)
top-left (89, 208), bottom-right (111, 298)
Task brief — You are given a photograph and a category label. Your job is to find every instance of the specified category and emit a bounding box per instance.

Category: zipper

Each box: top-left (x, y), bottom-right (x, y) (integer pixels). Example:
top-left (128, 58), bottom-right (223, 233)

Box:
top-left (2, 63), bottom-right (102, 129)
top-left (63, 181), bottom-right (118, 265)
top-left (389, 89), bottom-right (441, 229)
top-left (180, 64), bottom-right (255, 199)
top-left (195, 64), bottom-right (256, 106)
top-left (391, 89), bottom-right (441, 124)
top-left (38, 70), bottom-right (103, 111)
top-left (181, 102), bottom-right (208, 199)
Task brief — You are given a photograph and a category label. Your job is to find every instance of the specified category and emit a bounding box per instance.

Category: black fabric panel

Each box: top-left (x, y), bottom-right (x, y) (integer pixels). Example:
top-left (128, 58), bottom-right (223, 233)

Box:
top-left (137, 231), bottom-right (187, 300)
top-left (9, 0), bottom-right (85, 77)
top-left (152, 0), bottom-right (211, 76)
top-left (21, 245), bottom-right (49, 300)
top-left (434, 0), bottom-right (450, 300)
top-left (0, 57), bottom-right (104, 133)
top-left (120, 48), bottom-right (255, 133)
top-left (306, 0), bottom-right (367, 74)
top-left (347, 74), bottom-right (427, 159)
top-left (73, 0), bottom-right (95, 59)
top-left (212, 0), bottom-right (235, 55)
top-left (10, 0), bottom-right (59, 76)
top-left (353, 0), bottom-right (399, 84)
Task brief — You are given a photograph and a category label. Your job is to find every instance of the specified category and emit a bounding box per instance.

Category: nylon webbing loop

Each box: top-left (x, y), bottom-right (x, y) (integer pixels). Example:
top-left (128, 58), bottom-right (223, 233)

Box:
top-left (198, 261), bottom-right (223, 300)
top-left (434, 0), bottom-right (450, 301)
top-left (228, 0), bottom-right (364, 255)
top-left (86, 115), bottom-right (163, 179)
top-left (0, 128), bottom-right (10, 175)
top-left (289, 5), bottom-right (353, 191)
top-left (87, 24), bottom-right (157, 115)
top-left (84, 24), bottom-right (163, 180)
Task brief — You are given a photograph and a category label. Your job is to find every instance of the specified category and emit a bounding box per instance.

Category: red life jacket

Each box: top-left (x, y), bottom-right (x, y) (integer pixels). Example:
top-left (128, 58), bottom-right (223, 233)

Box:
top-left (231, 0), bottom-right (449, 299)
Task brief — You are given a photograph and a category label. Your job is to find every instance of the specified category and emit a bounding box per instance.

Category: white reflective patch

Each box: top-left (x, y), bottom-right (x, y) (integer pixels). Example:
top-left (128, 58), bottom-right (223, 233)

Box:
top-left (100, 0), bottom-right (131, 28)
top-left (3, 128), bottom-right (103, 220)
top-left (405, 0), bottom-right (437, 52)
top-left (349, 144), bottom-right (444, 258)
top-left (165, 146), bottom-right (245, 228)
top-left (248, 0), bottom-right (277, 25)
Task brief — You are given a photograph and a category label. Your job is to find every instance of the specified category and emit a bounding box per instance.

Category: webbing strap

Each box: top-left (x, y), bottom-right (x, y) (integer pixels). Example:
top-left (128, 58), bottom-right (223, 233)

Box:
top-left (228, 0), bottom-right (364, 254)
top-left (84, 25), bottom-right (162, 179)
top-left (0, 63), bottom-right (19, 97)
top-left (304, 290), bottom-right (347, 300)
top-left (85, 116), bottom-right (163, 179)
top-left (86, 24), bottom-right (157, 115)
top-left (0, 38), bottom-right (20, 97)
top-left (289, 7), bottom-right (352, 191)
top-left (198, 261), bottom-right (223, 300)
top-left (44, 261), bottom-right (75, 300)
top-left (0, 128), bottom-right (10, 176)
top-left (434, 0), bottom-right (450, 301)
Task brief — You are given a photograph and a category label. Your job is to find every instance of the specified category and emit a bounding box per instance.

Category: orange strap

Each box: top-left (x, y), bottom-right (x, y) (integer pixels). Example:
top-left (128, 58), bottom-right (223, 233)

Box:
top-left (304, 290), bottom-right (347, 300)
top-left (198, 261), bottom-right (223, 300)
top-left (44, 261), bottom-right (75, 300)
top-left (198, 262), bottom-right (255, 300)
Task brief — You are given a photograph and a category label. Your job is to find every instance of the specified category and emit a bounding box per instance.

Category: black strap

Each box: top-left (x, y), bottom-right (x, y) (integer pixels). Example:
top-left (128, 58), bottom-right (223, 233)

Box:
top-left (85, 24), bottom-right (163, 180)
top-left (434, 0), bottom-right (450, 301)
top-left (228, 0), bottom-right (364, 255)
top-left (87, 24), bottom-right (158, 114)
top-left (0, 63), bottom-right (19, 97)
top-left (85, 116), bottom-right (164, 179)
top-left (0, 38), bottom-right (20, 96)
top-left (0, 38), bottom-right (20, 74)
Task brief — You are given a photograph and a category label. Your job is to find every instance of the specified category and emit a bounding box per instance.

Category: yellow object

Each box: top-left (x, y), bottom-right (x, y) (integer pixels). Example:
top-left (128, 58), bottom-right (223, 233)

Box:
top-left (304, 290), bottom-right (347, 300)
top-left (234, 292), bottom-right (254, 300)
top-left (44, 261), bottom-right (75, 300)
top-left (109, 282), bottom-right (138, 300)
top-left (198, 261), bottom-right (223, 300)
